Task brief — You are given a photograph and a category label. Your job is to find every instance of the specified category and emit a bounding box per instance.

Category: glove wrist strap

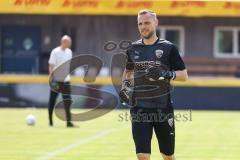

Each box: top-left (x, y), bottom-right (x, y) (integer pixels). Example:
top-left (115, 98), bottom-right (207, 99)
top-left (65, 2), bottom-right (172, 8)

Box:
top-left (123, 80), bottom-right (131, 88)
top-left (171, 71), bottom-right (176, 80)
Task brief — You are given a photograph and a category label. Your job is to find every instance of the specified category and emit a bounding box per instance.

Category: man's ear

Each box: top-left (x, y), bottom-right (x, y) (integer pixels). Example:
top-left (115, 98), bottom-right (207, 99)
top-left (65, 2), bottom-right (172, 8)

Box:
top-left (155, 18), bottom-right (159, 27)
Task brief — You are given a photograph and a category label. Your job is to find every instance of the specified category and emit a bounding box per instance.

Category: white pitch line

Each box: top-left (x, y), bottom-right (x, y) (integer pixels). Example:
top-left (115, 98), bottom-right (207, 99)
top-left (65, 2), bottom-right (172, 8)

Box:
top-left (37, 126), bottom-right (128, 160)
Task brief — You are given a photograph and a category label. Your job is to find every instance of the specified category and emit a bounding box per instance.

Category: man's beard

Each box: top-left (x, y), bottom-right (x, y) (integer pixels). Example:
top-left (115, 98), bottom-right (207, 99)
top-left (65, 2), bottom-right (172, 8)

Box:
top-left (141, 30), bottom-right (155, 39)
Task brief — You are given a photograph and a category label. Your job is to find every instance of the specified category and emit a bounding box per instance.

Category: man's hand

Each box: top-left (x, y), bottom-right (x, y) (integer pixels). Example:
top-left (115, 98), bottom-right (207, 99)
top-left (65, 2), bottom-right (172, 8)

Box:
top-left (145, 66), bottom-right (176, 81)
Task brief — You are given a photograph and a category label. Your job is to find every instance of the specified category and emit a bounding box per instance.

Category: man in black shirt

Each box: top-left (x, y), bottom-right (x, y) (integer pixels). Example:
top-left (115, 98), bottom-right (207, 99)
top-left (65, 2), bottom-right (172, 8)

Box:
top-left (119, 10), bottom-right (188, 160)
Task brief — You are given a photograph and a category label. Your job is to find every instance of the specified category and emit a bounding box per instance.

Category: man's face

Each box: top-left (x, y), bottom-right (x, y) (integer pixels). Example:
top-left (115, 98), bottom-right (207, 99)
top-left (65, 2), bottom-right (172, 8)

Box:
top-left (61, 39), bottom-right (72, 49)
top-left (138, 13), bottom-right (158, 39)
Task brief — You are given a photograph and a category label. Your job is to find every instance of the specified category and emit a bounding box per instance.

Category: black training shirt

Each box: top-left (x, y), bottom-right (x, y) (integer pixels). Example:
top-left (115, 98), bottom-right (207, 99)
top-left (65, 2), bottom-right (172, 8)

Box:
top-left (125, 38), bottom-right (186, 108)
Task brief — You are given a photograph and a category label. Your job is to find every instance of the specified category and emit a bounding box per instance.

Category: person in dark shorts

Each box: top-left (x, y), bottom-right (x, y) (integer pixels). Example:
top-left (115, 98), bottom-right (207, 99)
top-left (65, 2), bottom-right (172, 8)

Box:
top-left (119, 10), bottom-right (188, 160)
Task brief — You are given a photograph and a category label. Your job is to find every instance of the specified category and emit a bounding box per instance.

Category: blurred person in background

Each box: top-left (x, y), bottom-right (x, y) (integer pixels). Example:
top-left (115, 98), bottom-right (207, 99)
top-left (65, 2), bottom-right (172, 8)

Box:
top-left (48, 35), bottom-right (75, 127)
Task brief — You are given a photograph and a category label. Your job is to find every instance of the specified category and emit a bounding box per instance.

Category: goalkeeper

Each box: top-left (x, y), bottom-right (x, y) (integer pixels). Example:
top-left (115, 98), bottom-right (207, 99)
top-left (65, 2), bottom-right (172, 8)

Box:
top-left (119, 10), bottom-right (188, 160)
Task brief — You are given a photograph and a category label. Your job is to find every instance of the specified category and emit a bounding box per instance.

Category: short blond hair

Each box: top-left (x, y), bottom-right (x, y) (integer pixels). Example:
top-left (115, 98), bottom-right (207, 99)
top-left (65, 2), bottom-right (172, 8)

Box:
top-left (138, 9), bottom-right (157, 20)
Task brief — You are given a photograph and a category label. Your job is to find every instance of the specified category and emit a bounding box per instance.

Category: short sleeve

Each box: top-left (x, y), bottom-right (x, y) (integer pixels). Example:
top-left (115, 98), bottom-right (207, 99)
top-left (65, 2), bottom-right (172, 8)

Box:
top-left (170, 45), bottom-right (186, 71)
top-left (125, 50), bottom-right (134, 70)
top-left (68, 49), bottom-right (73, 58)
top-left (48, 50), bottom-right (56, 65)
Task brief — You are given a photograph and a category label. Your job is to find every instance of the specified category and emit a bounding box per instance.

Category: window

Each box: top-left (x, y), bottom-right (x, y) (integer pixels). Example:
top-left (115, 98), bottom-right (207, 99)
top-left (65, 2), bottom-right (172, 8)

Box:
top-left (214, 27), bottom-right (240, 58)
top-left (157, 26), bottom-right (185, 56)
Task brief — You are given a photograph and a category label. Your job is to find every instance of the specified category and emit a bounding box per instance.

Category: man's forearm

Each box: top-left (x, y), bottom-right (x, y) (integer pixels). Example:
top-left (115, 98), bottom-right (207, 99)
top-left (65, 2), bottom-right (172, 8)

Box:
top-left (48, 64), bottom-right (54, 76)
top-left (174, 69), bottom-right (188, 81)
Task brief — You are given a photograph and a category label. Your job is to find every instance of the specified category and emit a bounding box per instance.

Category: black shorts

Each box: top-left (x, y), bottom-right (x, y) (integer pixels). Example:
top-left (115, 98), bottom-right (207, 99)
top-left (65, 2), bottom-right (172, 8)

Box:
top-left (130, 106), bottom-right (175, 155)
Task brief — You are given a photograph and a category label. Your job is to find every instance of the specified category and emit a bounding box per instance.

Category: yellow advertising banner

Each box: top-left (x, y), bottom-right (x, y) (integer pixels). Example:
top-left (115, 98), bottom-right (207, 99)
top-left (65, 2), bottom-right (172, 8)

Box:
top-left (0, 0), bottom-right (240, 17)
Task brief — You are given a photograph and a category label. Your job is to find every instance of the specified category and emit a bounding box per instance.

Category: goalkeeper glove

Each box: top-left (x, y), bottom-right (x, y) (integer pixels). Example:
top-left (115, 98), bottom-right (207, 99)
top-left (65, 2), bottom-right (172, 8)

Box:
top-left (119, 80), bottom-right (135, 106)
top-left (145, 66), bottom-right (176, 81)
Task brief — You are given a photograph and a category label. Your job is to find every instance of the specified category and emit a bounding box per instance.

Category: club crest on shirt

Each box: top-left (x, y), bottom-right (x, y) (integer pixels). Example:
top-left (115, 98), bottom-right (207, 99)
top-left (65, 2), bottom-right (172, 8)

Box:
top-left (155, 50), bottom-right (163, 59)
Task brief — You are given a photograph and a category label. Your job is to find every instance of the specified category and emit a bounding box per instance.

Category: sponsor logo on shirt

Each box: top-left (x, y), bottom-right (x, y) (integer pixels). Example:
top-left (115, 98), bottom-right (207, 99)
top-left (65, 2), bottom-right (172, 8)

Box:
top-left (134, 56), bottom-right (139, 59)
top-left (134, 50), bottom-right (140, 59)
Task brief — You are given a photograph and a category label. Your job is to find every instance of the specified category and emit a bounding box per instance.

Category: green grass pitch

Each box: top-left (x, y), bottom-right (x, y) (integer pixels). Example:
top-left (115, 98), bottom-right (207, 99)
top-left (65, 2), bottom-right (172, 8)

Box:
top-left (0, 108), bottom-right (239, 160)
